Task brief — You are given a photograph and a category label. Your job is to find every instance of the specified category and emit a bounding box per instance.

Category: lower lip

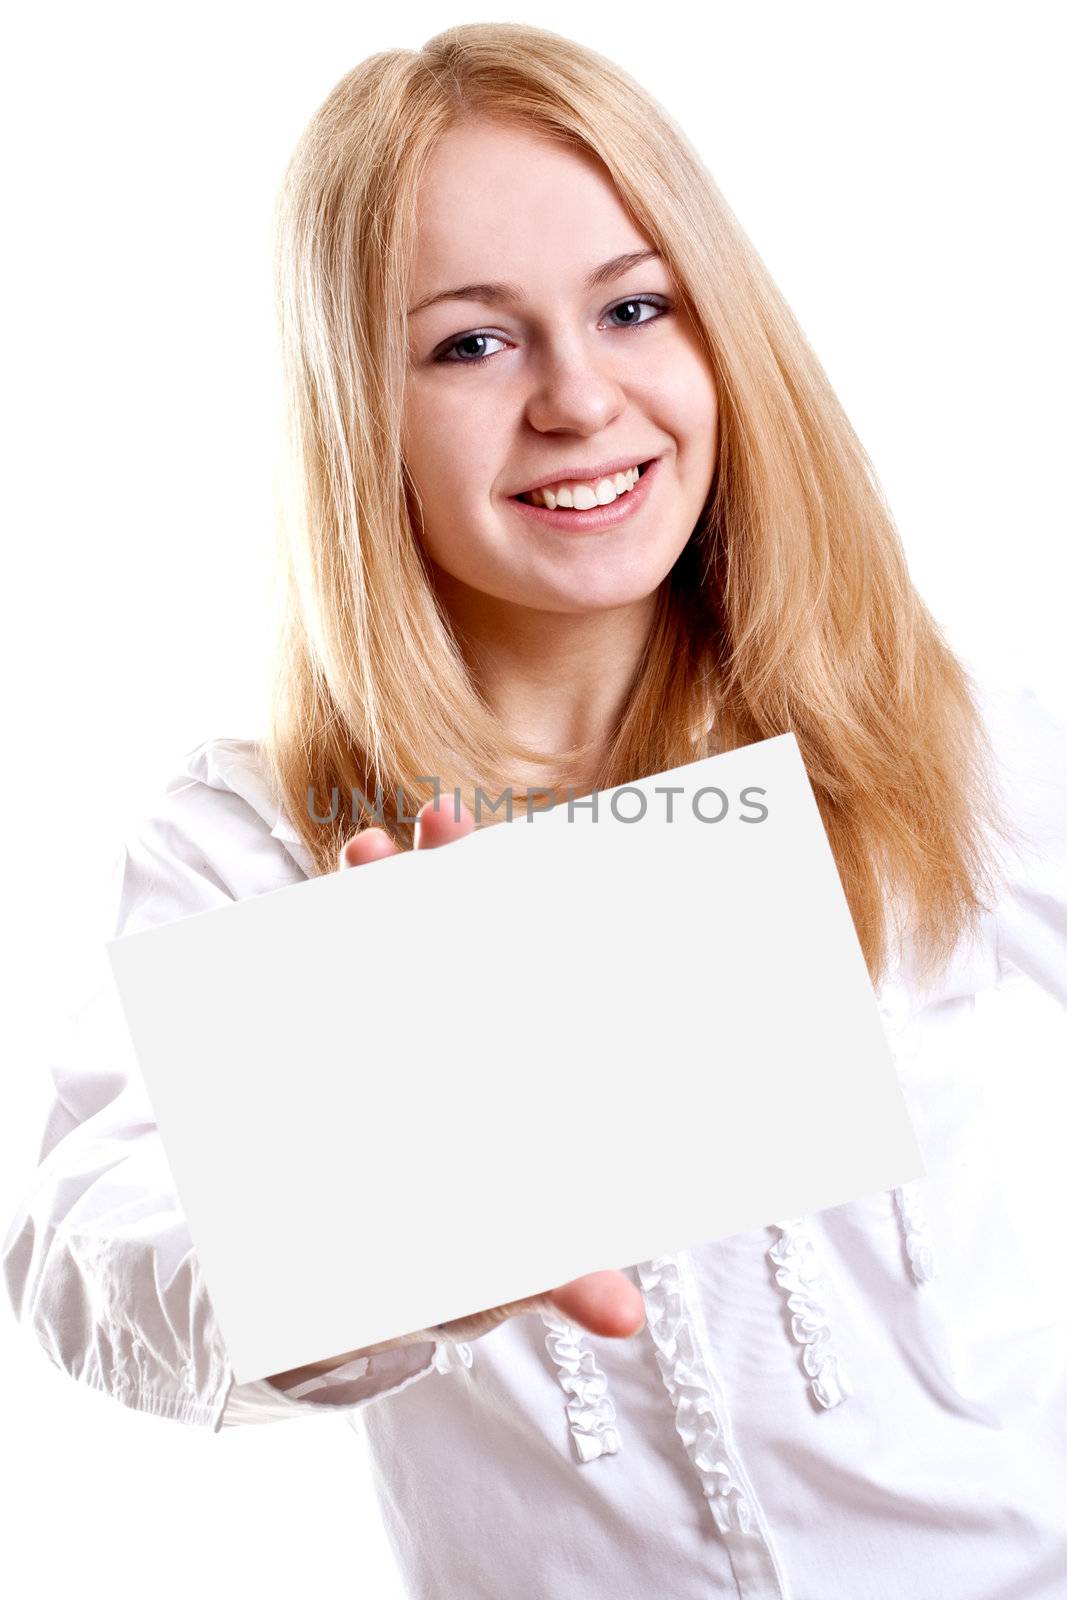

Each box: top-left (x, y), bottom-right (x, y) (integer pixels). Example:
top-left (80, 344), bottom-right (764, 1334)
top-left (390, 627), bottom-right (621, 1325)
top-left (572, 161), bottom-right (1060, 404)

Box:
top-left (506, 458), bottom-right (660, 533)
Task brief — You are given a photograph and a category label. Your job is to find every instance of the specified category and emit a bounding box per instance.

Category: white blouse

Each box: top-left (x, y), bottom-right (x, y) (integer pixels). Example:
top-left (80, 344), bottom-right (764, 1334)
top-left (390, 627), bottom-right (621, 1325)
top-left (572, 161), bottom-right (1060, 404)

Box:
top-left (4, 676), bottom-right (1067, 1600)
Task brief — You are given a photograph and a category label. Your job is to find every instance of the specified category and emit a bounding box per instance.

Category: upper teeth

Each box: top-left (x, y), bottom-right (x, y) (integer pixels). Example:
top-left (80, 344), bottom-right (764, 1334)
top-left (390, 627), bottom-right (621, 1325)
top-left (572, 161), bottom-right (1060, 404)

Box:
top-left (524, 466), bottom-right (641, 509)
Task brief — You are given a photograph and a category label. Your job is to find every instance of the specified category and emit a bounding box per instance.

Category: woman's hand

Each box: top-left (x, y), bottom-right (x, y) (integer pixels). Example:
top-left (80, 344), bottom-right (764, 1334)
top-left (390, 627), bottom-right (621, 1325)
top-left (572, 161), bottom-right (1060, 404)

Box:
top-left (265, 796), bottom-right (645, 1393)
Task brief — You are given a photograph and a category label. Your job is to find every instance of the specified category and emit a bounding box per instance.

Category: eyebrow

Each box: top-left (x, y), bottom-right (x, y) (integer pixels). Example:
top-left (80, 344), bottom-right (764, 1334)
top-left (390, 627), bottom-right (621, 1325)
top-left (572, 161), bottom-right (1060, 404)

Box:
top-left (406, 248), bottom-right (664, 318)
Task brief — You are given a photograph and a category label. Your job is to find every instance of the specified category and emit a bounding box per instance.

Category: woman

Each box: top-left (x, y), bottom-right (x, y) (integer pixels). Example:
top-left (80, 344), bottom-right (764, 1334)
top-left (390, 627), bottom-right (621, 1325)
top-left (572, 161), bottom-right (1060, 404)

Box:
top-left (5, 21), bottom-right (1067, 1599)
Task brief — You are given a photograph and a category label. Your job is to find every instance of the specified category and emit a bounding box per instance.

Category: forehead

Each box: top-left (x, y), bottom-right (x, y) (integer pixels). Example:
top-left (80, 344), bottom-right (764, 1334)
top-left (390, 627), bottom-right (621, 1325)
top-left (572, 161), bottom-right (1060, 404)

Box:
top-left (408, 120), bottom-right (651, 291)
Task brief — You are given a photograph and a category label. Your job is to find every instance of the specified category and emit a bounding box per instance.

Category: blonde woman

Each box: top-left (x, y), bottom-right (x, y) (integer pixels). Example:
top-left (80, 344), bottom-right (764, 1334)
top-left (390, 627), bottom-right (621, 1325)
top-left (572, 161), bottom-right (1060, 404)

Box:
top-left (6, 22), bottom-right (1067, 1600)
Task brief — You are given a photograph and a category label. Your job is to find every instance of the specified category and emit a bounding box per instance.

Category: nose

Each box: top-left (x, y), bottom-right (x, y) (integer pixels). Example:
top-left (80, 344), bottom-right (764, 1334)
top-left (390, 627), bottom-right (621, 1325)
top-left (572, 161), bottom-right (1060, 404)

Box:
top-left (522, 331), bottom-right (626, 437)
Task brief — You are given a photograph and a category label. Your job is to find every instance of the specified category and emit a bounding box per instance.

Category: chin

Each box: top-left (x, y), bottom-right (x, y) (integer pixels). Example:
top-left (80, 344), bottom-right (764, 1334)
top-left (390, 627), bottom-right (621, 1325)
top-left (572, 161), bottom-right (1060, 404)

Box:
top-left (524, 572), bottom-right (667, 614)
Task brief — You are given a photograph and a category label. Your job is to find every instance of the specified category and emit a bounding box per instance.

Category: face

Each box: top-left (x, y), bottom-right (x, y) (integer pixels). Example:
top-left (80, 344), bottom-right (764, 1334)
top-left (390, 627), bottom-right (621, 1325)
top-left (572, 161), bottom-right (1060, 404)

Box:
top-left (402, 119), bottom-right (719, 621)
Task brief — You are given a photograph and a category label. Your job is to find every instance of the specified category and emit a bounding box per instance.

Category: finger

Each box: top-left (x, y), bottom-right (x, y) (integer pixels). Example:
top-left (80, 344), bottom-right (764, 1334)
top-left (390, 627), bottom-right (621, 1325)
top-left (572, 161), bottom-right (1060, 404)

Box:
top-left (339, 827), bottom-right (401, 871)
top-left (414, 795), bottom-right (476, 849)
top-left (546, 1271), bottom-right (646, 1338)
top-left (439, 1271), bottom-right (646, 1343)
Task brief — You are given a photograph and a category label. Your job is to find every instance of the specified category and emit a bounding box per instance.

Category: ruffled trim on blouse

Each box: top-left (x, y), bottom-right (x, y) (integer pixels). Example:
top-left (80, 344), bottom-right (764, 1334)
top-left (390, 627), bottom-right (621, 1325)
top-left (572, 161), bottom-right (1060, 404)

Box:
top-left (432, 1340), bottom-right (473, 1375)
top-left (635, 1254), bottom-right (761, 1536)
top-left (767, 1217), bottom-right (854, 1409)
top-left (634, 1253), bottom-right (792, 1594)
top-left (893, 1181), bottom-right (937, 1283)
top-left (540, 1311), bottom-right (622, 1463)
top-left (758, 990), bottom-right (937, 1406)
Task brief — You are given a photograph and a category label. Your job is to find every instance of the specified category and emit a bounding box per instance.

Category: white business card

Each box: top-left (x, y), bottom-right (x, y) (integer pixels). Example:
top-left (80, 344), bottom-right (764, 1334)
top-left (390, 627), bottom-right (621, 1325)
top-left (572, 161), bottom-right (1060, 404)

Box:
top-left (106, 732), bottom-right (922, 1385)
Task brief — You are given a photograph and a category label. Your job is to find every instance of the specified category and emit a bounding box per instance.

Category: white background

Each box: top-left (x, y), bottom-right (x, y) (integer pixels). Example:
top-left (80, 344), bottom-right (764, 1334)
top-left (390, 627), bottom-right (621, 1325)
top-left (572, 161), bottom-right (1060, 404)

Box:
top-left (1, 3), bottom-right (1063, 1596)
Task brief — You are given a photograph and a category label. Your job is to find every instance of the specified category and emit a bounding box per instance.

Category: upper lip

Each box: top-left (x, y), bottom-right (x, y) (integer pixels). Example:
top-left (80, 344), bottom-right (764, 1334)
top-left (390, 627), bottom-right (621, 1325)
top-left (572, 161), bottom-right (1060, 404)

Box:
top-left (510, 454), bottom-right (659, 497)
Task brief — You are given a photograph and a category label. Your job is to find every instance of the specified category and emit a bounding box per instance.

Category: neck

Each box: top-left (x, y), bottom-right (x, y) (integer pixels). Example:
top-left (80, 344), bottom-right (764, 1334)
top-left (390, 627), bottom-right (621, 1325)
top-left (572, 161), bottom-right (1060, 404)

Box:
top-left (432, 569), bottom-right (664, 789)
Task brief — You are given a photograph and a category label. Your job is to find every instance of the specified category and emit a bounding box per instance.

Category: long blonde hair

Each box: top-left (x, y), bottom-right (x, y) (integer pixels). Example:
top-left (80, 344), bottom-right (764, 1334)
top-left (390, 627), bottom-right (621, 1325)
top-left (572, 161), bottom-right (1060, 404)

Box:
top-left (264, 20), bottom-right (1017, 994)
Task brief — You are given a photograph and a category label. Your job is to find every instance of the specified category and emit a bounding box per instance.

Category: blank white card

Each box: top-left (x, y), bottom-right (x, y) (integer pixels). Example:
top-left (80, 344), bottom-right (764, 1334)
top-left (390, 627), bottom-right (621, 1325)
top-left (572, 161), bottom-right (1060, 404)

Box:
top-left (106, 733), bottom-right (922, 1384)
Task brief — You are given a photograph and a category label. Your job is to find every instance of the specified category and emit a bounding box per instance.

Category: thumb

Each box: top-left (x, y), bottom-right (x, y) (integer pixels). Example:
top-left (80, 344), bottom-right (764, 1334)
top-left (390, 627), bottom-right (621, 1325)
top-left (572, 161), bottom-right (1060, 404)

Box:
top-left (545, 1271), bottom-right (646, 1337)
top-left (430, 1272), bottom-right (645, 1345)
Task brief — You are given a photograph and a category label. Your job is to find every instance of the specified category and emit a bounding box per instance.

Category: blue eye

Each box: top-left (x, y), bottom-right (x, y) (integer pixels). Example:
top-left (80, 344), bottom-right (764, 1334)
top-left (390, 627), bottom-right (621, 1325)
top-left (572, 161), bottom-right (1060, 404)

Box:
top-left (604, 296), bottom-right (667, 330)
top-left (438, 331), bottom-right (506, 366)
top-left (433, 294), bottom-right (672, 368)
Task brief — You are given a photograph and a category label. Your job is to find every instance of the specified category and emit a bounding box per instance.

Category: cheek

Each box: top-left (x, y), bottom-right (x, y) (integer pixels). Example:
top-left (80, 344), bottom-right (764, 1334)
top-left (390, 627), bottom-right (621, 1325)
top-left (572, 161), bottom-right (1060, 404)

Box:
top-left (659, 352), bottom-right (718, 442)
top-left (403, 397), bottom-right (460, 514)
top-left (404, 384), bottom-right (496, 504)
top-left (402, 405), bottom-right (501, 566)
top-left (642, 327), bottom-right (719, 454)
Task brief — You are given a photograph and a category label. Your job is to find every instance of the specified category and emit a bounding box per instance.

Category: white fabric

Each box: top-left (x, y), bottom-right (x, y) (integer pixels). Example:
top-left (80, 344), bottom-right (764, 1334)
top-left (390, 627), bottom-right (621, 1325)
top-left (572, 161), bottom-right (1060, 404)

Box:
top-left (4, 677), bottom-right (1066, 1598)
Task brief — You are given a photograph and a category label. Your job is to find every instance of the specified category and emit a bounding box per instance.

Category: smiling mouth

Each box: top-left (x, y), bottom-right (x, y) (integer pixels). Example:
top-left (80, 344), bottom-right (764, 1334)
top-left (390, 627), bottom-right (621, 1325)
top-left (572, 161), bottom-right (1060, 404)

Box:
top-left (512, 461), bottom-right (654, 509)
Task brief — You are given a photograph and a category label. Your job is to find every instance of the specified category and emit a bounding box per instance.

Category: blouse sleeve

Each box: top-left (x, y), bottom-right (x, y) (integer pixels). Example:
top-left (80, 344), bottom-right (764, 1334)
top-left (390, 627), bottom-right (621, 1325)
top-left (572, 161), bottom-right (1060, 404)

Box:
top-left (987, 681), bottom-right (1067, 1010)
top-left (1, 769), bottom-right (442, 1432)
